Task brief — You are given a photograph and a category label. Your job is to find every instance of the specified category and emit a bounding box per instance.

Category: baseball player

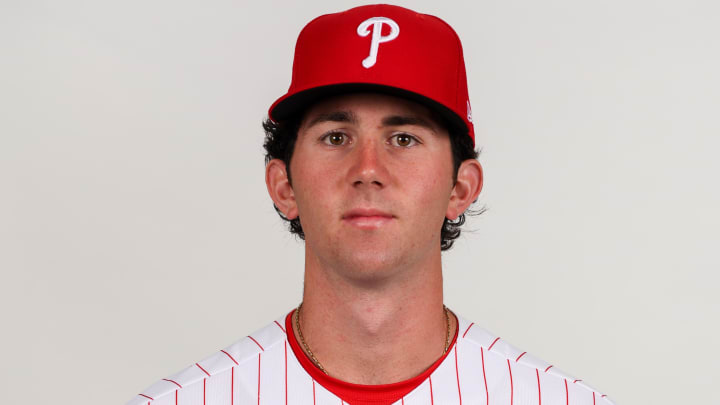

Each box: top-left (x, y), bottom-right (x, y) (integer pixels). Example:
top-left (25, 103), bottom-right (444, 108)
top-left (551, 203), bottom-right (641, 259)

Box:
top-left (127, 4), bottom-right (614, 405)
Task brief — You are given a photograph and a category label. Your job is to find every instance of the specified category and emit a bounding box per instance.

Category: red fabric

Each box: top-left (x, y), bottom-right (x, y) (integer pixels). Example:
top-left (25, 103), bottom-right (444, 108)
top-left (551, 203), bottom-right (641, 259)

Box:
top-left (284, 309), bottom-right (459, 405)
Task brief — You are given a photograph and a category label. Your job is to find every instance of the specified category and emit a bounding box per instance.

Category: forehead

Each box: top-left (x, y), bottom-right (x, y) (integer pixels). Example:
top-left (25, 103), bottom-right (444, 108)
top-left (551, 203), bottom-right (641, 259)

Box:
top-left (298, 92), bottom-right (447, 131)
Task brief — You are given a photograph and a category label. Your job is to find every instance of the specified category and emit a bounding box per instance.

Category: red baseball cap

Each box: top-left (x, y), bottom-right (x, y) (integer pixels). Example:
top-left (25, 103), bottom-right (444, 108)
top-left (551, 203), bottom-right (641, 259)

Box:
top-left (268, 4), bottom-right (475, 145)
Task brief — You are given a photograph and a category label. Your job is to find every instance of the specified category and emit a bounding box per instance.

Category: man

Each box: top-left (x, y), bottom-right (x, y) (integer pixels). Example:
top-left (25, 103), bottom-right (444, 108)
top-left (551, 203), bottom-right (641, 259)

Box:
top-left (127, 4), bottom-right (614, 404)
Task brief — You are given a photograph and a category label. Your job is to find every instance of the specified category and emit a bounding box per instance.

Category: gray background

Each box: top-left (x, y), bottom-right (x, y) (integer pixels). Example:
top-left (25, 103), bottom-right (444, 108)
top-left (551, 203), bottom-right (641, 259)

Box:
top-left (2, 0), bottom-right (718, 404)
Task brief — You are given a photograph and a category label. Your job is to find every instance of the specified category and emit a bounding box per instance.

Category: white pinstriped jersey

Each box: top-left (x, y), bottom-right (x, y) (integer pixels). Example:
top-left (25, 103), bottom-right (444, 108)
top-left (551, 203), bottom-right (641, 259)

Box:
top-left (127, 311), bottom-right (615, 405)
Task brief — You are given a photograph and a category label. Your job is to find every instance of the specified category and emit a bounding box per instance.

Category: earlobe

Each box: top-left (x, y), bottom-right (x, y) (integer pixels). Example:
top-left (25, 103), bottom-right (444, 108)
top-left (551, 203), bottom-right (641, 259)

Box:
top-left (446, 160), bottom-right (483, 220)
top-left (265, 159), bottom-right (298, 219)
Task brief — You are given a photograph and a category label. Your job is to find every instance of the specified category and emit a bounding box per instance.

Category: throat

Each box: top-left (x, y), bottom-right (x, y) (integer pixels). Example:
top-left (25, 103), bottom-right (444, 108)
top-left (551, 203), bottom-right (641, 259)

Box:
top-left (289, 301), bottom-right (457, 385)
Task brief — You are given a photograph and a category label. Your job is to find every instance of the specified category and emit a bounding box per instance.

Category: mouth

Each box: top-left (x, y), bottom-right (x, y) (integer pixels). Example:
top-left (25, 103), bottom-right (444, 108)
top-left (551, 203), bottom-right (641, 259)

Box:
top-left (342, 209), bottom-right (395, 229)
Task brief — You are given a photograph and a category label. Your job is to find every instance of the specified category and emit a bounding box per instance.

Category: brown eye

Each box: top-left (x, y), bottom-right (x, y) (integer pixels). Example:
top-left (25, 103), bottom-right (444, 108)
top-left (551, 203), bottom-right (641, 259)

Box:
top-left (323, 132), bottom-right (346, 146)
top-left (392, 133), bottom-right (418, 147)
top-left (396, 134), bottom-right (411, 146)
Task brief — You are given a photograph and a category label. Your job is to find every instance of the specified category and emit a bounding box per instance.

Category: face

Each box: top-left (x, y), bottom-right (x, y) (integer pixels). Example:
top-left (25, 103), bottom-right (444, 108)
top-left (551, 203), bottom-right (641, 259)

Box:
top-left (274, 93), bottom-right (463, 282)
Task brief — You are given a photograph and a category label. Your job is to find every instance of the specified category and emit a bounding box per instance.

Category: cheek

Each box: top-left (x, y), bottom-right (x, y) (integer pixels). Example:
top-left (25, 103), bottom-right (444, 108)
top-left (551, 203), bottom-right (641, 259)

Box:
top-left (290, 157), bottom-right (337, 221)
top-left (403, 165), bottom-right (454, 212)
top-left (399, 141), bottom-right (455, 197)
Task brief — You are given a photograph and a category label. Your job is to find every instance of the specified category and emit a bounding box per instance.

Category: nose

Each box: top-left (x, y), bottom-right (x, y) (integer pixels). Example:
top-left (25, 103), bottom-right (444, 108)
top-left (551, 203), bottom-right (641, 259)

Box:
top-left (348, 138), bottom-right (389, 188)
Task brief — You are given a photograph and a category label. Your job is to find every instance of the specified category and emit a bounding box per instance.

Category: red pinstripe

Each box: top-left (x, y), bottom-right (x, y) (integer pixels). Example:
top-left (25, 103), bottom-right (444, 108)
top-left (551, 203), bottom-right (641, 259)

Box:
top-left (163, 378), bottom-right (183, 388)
top-left (573, 379), bottom-right (582, 383)
top-left (536, 369), bottom-right (541, 405)
top-left (275, 320), bottom-right (286, 334)
top-left (257, 353), bottom-right (261, 405)
top-left (231, 367), bottom-right (235, 405)
top-left (488, 337), bottom-right (501, 351)
top-left (175, 389), bottom-right (178, 405)
top-left (544, 365), bottom-right (553, 373)
top-left (203, 378), bottom-right (206, 405)
top-left (564, 379), bottom-right (569, 405)
top-left (454, 346), bottom-right (462, 404)
top-left (462, 322), bottom-right (474, 338)
top-left (481, 347), bottom-right (489, 405)
top-left (429, 376), bottom-right (434, 405)
top-left (249, 336), bottom-right (265, 351)
top-left (139, 394), bottom-right (154, 401)
top-left (196, 363), bottom-right (211, 377)
top-left (507, 359), bottom-right (514, 405)
top-left (312, 380), bottom-right (316, 405)
top-left (284, 341), bottom-right (288, 405)
top-left (221, 350), bottom-right (239, 365)
top-left (515, 352), bottom-right (527, 362)
top-left (593, 391), bottom-right (596, 405)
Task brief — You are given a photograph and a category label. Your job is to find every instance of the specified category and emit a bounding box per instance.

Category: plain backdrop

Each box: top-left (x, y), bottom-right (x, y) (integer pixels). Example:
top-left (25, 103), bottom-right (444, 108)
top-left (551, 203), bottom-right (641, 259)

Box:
top-left (2, 0), bottom-right (718, 404)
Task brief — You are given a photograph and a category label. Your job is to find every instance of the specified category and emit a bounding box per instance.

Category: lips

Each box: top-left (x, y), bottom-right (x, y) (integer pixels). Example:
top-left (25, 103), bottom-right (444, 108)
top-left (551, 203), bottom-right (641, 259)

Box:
top-left (342, 208), bottom-right (394, 229)
top-left (342, 208), bottom-right (394, 219)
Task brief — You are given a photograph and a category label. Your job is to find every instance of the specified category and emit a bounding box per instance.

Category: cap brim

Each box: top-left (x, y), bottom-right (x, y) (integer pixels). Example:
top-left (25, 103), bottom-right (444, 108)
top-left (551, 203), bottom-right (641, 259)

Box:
top-left (269, 83), bottom-right (468, 136)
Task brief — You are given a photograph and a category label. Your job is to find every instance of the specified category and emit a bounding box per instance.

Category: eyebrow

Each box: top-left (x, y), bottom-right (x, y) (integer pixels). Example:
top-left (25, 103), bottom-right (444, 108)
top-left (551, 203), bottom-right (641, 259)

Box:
top-left (381, 115), bottom-right (437, 131)
top-left (303, 110), bottom-right (438, 132)
top-left (304, 110), bottom-right (358, 128)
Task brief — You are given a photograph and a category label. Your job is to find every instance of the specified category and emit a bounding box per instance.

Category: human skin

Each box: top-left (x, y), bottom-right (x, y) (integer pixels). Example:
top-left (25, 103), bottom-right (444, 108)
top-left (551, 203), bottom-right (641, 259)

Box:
top-left (265, 93), bottom-right (483, 384)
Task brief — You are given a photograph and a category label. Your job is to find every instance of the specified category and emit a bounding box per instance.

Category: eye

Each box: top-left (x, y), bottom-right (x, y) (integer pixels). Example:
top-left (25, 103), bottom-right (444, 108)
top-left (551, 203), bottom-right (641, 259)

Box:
top-left (390, 133), bottom-right (420, 147)
top-left (321, 131), bottom-right (348, 146)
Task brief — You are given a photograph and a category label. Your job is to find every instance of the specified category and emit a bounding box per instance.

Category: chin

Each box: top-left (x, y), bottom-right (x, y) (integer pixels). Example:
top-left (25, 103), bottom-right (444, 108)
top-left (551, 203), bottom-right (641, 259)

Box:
top-left (334, 248), bottom-right (410, 283)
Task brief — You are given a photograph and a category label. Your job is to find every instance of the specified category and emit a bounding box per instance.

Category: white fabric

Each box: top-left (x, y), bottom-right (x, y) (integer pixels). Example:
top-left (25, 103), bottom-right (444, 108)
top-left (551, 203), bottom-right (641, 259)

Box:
top-left (126, 313), bottom-right (615, 405)
top-left (357, 16), bottom-right (400, 68)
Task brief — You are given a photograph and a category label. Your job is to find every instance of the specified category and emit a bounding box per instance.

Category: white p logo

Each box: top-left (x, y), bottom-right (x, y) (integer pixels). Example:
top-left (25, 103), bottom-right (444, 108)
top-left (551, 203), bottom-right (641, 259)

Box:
top-left (357, 17), bottom-right (400, 68)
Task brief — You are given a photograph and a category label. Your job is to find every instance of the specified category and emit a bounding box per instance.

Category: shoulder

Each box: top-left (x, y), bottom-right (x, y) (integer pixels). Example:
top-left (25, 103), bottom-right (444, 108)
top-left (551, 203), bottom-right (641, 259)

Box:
top-left (454, 315), bottom-right (617, 405)
top-left (125, 316), bottom-right (288, 405)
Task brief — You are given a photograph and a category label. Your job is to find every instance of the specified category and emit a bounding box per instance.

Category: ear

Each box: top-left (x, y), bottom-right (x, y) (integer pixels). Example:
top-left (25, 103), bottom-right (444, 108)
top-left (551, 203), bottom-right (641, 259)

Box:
top-left (446, 159), bottom-right (483, 220)
top-left (265, 159), bottom-right (298, 220)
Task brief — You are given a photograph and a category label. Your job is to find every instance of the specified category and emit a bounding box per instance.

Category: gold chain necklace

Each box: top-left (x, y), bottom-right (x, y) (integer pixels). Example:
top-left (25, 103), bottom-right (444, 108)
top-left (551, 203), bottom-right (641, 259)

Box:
top-left (294, 303), bottom-right (451, 375)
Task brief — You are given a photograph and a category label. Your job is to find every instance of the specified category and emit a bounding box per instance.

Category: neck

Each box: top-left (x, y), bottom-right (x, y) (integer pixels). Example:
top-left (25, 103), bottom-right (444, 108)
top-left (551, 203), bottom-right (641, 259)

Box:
top-left (294, 248), bottom-right (456, 384)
